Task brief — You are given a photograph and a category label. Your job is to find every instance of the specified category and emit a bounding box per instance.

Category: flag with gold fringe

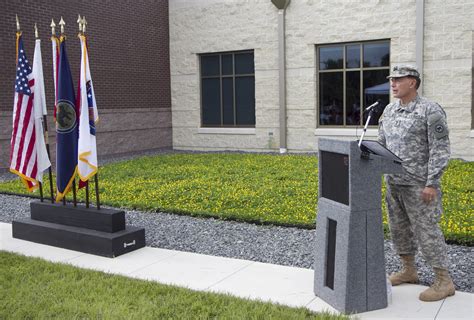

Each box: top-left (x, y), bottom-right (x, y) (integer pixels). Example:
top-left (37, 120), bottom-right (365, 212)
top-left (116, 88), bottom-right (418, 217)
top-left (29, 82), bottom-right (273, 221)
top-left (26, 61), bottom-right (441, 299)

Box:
top-left (55, 35), bottom-right (78, 202)
top-left (77, 33), bottom-right (99, 184)
top-left (10, 32), bottom-right (51, 191)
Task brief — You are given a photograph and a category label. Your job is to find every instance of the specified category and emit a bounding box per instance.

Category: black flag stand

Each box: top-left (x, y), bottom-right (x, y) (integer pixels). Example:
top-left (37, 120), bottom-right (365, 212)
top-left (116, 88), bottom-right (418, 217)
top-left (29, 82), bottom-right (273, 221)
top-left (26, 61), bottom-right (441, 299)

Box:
top-left (12, 15), bottom-right (145, 258)
top-left (43, 115), bottom-right (54, 203)
top-left (85, 182), bottom-right (90, 208)
top-left (94, 174), bottom-right (101, 210)
top-left (39, 182), bottom-right (44, 202)
top-left (72, 179), bottom-right (77, 207)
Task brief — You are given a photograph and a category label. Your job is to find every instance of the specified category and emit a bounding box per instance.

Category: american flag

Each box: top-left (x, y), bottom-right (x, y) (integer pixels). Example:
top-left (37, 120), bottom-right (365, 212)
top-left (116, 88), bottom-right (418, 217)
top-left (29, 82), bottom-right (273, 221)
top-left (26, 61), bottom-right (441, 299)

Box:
top-left (10, 34), bottom-right (40, 190)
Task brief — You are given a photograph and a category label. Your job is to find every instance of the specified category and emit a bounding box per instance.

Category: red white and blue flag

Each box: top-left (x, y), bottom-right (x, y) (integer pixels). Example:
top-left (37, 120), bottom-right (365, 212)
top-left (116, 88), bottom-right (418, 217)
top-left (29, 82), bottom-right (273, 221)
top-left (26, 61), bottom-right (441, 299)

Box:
top-left (55, 36), bottom-right (78, 202)
top-left (78, 34), bottom-right (98, 183)
top-left (10, 33), bottom-right (51, 191)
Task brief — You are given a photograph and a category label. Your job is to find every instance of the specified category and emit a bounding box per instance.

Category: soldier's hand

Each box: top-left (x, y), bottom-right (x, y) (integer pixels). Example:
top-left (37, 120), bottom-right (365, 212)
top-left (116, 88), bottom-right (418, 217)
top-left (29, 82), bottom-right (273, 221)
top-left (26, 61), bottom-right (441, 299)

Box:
top-left (421, 186), bottom-right (437, 203)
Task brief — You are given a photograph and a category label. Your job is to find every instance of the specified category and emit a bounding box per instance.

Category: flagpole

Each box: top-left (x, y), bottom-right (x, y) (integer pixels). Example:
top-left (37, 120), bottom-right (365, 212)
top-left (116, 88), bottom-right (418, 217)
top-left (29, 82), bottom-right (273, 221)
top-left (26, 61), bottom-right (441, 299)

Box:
top-left (50, 19), bottom-right (59, 204)
top-left (15, 15), bottom-right (21, 65)
top-left (80, 16), bottom-right (100, 211)
top-left (61, 16), bottom-right (77, 208)
top-left (32, 22), bottom-right (54, 204)
top-left (72, 179), bottom-right (77, 207)
top-left (38, 183), bottom-right (44, 201)
top-left (15, 16), bottom-right (47, 200)
top-left (95, 173), bottom-right (100, 210)
top-left (16, 14), bottom-right (20, 33)
top-left (85, 183), bottom-right (90, 208)
top-left (35, 24), bottom-right (44, 203)
top-left (75, 15), bottom-right (89, 209)
top-left (59, 17), bottom-right (66, 208)
top-left (86, 16), bottom-right (102, 210)
top-left (43, 117), bottom-right (54, 203)
top-left (86, 15), bottom-right (101, 211)
top-left (56, 17), bottom-right (66, 205)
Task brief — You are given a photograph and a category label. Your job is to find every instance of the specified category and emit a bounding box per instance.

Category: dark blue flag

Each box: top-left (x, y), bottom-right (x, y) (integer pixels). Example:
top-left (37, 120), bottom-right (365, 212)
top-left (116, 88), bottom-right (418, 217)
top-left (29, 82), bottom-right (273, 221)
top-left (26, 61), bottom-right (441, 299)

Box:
top-left (55, 36), bottom-right (78, 202)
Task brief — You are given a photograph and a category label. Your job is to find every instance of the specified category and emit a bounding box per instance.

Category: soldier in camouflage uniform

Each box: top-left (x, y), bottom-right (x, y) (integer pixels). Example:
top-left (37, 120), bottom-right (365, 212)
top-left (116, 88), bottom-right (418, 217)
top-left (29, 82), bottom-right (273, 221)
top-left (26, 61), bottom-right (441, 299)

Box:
top-left (378, 65), bottom-right (455, 301)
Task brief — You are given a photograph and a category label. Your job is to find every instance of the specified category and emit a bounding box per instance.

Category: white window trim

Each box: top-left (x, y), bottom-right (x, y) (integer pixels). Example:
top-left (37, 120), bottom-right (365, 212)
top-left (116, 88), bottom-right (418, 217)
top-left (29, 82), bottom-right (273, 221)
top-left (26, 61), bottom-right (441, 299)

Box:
top-left (470, 130), bottom-right (474, 138)
top-left (314, 128), bottom-right (379, 137)
top-left (198, 127), bottom-right (256, 135)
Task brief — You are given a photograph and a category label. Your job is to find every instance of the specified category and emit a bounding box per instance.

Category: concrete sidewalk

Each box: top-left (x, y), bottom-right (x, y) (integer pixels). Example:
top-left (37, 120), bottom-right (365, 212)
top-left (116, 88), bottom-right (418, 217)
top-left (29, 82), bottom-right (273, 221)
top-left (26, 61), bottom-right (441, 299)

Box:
top-left (1, 222), bottom-right (472, 319)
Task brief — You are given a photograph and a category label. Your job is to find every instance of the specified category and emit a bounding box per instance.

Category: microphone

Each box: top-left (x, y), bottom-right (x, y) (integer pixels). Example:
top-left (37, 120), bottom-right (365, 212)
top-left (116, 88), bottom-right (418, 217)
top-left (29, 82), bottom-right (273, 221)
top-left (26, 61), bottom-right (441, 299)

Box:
top-left (365, 100), bottom-right (380, 113)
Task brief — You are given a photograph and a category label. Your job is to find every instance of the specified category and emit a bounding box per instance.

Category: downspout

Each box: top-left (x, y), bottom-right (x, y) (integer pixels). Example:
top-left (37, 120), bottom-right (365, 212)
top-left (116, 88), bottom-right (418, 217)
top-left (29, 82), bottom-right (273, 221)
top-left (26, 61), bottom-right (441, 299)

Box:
top-left (271, 0), bottom-right (290, 153)
top-left (416, 0), bottom-right (424, 95)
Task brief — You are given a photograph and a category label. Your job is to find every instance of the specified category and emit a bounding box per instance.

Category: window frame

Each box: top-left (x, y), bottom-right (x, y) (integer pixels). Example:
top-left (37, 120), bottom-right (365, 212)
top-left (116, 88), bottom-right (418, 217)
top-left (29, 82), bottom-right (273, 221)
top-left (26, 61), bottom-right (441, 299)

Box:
top-left (316, 40), bottom-right (391, 128)
top-left (199, 50), bottom-right (256, 128)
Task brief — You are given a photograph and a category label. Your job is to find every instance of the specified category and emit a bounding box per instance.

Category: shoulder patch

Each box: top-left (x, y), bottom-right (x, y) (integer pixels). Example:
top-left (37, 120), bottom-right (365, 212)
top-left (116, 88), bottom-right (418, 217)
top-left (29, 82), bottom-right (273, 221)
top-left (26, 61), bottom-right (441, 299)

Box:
top-left (428, 114), bottom-right (449, 139)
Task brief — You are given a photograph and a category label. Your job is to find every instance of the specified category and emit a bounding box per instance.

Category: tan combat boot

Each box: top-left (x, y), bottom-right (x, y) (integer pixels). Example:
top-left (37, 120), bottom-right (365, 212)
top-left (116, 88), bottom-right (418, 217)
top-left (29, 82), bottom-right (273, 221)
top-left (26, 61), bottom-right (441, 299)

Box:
top-left (419, 268), bottom-right (455, 302)
top-left (389, 255), bottom-right (419, 286)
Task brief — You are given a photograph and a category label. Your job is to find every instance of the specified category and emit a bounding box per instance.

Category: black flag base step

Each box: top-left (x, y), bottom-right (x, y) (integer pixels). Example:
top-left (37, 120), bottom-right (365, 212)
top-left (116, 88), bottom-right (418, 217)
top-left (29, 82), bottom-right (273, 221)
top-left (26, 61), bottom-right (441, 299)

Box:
top-left (30, 202), bottom-right (125, 233)
top-left (12, 201), bottom-right (145, 258)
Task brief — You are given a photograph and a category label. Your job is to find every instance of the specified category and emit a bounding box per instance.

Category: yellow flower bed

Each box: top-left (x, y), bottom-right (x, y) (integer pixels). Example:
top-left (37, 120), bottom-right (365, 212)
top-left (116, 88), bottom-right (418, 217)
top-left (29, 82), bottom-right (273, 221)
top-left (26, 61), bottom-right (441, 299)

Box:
top-left (0, 154), bottom-right (472, 245)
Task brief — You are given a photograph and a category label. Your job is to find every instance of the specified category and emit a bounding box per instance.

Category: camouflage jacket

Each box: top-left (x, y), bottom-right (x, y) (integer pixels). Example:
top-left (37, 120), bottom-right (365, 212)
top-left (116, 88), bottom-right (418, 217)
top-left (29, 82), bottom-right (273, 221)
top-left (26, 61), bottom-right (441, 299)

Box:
top-left (378, 95), bottom-right (450, 187)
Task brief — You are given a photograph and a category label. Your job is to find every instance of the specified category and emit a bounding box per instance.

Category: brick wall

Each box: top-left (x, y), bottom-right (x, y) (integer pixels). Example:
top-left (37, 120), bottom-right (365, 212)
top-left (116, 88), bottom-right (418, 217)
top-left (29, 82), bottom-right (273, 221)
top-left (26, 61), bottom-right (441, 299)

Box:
top-left (0, 0), bottom-right (172, 169)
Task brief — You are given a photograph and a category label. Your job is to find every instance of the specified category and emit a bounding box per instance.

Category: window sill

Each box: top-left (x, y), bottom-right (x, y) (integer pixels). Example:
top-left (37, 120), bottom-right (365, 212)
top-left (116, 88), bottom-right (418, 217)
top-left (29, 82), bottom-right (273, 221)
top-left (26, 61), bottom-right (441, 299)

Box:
top-left (470, 130), bottom-right (474, 138)
top-left (198, 127), bottom-right (256, 135)
top-left (314, 128), bottom-right (379, 137)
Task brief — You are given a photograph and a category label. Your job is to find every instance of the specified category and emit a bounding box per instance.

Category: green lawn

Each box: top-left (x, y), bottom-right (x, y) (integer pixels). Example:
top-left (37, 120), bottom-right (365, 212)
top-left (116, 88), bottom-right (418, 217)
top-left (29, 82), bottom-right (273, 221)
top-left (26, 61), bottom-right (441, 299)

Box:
top-left (1, 153), bottom-right (472, 245)
top-left (0, 251), bottom-right (347, 319)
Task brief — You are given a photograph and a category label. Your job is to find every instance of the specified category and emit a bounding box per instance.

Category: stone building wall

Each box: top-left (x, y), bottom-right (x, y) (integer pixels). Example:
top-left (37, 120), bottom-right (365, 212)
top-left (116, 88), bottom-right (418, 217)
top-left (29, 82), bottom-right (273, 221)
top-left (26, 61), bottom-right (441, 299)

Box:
top-left (170, 0), bottom-right (473, 160)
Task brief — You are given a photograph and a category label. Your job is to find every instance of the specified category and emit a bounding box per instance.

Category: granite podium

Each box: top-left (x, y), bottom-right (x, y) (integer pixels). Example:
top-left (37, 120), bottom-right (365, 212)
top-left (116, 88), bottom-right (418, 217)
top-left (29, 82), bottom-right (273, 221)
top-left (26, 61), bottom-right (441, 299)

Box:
top-left (313, 138), bottom-right (402, 313)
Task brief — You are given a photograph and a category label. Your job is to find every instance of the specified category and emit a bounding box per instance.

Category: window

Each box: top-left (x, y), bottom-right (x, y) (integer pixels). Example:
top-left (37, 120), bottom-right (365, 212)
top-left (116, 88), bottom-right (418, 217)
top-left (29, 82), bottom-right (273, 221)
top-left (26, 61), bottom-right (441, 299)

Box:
top-left (317, 41), bottom-right (390, 126)
top-left (200, 51), bottom-right (255, 127)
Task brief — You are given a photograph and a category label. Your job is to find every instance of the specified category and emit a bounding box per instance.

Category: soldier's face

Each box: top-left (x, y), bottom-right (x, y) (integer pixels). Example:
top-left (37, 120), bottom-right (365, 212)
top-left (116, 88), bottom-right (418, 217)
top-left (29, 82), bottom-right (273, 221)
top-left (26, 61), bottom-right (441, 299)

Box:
top-left (390, 77), bottom-right (417, 99)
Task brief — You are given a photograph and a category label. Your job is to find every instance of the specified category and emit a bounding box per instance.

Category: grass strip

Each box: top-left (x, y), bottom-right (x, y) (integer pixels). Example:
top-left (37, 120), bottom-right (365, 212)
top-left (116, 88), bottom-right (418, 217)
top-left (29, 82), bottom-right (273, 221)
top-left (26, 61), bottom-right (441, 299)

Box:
top-left (0, 251), bottom-right (347, 319)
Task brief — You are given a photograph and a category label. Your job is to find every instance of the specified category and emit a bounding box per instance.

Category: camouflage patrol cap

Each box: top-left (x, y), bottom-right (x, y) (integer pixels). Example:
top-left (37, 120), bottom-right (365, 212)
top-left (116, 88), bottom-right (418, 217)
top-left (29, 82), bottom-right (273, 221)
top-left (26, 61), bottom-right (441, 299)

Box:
top-left (387, 64), bottom-right (420, 79)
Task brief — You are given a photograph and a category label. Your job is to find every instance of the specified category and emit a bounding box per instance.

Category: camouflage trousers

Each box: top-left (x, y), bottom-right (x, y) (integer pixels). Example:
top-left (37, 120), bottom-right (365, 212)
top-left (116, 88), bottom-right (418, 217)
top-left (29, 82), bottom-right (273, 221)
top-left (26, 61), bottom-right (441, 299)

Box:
top-left (386, 183), bottom-right (448, 269)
